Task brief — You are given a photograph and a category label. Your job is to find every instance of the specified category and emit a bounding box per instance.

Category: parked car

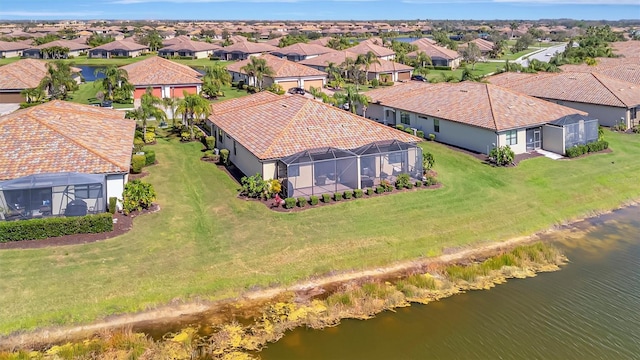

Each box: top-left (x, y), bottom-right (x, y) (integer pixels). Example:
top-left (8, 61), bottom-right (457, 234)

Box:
top-left (288, 87), bottom-right (305, 95)
top-left (101, 101), bottom-right (113, 108)
top-left (411, 75), bottom-right (427, 82)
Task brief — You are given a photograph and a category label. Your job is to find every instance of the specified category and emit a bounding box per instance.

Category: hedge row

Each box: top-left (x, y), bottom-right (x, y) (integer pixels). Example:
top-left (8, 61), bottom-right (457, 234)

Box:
top-left (566, 140), bottom-right (609, 158)
top-left (0, 213), bottom-right (113, 242)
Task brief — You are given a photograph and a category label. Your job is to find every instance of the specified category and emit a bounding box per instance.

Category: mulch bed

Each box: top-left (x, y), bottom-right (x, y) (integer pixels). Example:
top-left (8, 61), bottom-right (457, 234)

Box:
top-left (0, 204), bottom-right (160, 250)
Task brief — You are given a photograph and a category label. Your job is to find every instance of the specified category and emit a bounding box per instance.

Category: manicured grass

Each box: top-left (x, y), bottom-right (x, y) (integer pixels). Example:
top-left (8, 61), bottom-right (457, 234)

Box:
top-left (66, 81), bottom-right (134, 109)
top-left (210, 84), bottom-right (251, 102)
top-left (1, 131), bottom-right (640, 335)
top-left (425, 61), bottom-right (506, 82)
top-left (500, 48), bottom-right (538, 60)
top-left (0, 55), bottom-right (231, 69)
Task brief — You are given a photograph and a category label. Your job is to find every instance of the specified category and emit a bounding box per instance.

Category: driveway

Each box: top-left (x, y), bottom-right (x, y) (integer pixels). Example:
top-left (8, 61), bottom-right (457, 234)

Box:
top-left (0, 103), bottom-right (19, 116)
top-left (519, 44), bottom-right (567, 67)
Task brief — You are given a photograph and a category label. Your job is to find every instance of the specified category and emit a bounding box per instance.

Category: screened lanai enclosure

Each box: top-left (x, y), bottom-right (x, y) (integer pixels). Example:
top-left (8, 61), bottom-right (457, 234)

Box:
top-left (0, 173), bottom-right (106, 221)
top-left (543, 114), bottom-right (599, 155)
top-left (281, 140), bottom-right (423, 198)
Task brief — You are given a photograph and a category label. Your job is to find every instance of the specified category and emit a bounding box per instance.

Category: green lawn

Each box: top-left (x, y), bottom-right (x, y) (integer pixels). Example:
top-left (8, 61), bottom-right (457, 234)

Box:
top-left (0, 55), bottom-right (231, 69)
top-left (67, 82), bottom-right (134, 109)
top-left (426, 61), bottom-right (506, 82)
top-left (1, 131), bottom-right (640, 335)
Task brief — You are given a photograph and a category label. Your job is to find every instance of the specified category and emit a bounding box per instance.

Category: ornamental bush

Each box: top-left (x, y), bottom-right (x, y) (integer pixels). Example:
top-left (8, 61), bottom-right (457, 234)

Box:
top-left (416, 130), bottom-right (425, 139)
top-left (240, 173), bottom-right (267, 199)
top-left (395, 173), bottom-right (411, 189)
top-left (395, 124), bottom-right (405, 131)
top-left (488, 145), bottom-right (515, 166)
top-left (344, 190), bottom-right (353, 199)
top-left (334, 192), bottom-right (342, 201)
top-left (322, 193), bottom-right (331, 203)
top-left (297, 197), bottom-right (307, 207)
top-left (354, 189), bottom-right (364, 198)
top-left (144, 132), bottom-right (155, 144)
top-left (108, 197), bottom-right (118, 214)
top-left (415, 180), bottom-right (423, 187)
top-left (205, 136), bottom-right (216, 150)
top-left (144, 149), bottom-right (156, 166)
top-left (131, 154), bottom-right (146, 174)
top-left (284, 197), bottom-right (297, 209)
top-left (220, 149), bottom-right (230, 165)
top-left (366, 188), bottom-right (374, 196)
top-left (122, 179), bottom-right (156, 215)
top-left (310, 195), bottom-right (319, 205)
top-left (0, 213), bottom-right (113, 242)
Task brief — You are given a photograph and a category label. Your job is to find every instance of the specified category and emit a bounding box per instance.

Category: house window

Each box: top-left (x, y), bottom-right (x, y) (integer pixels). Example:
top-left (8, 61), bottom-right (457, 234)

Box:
top-left (233, 141), bottom-right (237, 156)
top-left (400, 112), bottom-right (411, 125)
top-left (288, 165), bottom-right (300, 177)
top-left (434, 119), bottom-right (440, 133)
top-left (75, 184), bottom-right (102, 199)
top-left (506, 130), bottom-right (517, 145)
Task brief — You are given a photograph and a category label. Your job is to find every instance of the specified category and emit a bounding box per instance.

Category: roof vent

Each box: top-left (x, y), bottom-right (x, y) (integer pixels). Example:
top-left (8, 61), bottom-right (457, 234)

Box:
top-left (460, 89), bottom-right (468, 93)
top-left (508, 105), bottom-right (515, 109)
top-left (568, 76), bottom-right (576, 80)
top-left (282, 104), bottom-right (288, 108)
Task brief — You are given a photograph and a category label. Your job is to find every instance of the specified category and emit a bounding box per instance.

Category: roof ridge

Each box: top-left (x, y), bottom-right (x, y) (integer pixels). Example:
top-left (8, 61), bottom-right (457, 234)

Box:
top-left (27, 102), bottom-right (127, 170)
top-left (590, 71), bottom-right (631, 107)
top-left (485, 83), bottom-right (499, 132)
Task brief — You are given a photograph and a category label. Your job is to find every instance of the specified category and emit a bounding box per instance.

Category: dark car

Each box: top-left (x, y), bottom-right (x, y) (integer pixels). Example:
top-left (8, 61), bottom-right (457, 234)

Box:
top-left (288, 87), bottom-right (305, 95)
top-left (101, 100), bottom-right (113, 108)
top-left (411, 75), bottom-right (427, 82)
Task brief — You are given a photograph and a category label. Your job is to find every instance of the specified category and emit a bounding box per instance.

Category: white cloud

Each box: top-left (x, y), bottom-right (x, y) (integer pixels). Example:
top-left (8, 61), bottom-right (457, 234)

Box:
top-left (0, 10), bottom-right (103, 18)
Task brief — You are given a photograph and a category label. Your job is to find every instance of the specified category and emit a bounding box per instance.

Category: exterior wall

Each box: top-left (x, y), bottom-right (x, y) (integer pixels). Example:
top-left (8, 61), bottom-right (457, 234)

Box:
top-left (106, 173), bottom-right (127, 207)
top-left (89, 49), bottom-right (108, 58)
top-left (361, 103), bottom-right (385, 122)
top-left (194, 50), bottom-right (209, 59)
top-left (0, 50), bottom-right (23, 58)
top-left (287, 163), bottom-right (314, 189)
top-left (406, 113), bottom-right (498, 154)
top-left (262, 161), bottom-right (278, 180)
top-left (0, 92), bottom-right (24, 103)
top-left (214, 124), bottom-right (264, 179)
top-left (497, 128), bottom-right (527, 154)
top-left (546, 99), bottom-right (628, 128)
top-left (543, 125), bottom-right (565, 155)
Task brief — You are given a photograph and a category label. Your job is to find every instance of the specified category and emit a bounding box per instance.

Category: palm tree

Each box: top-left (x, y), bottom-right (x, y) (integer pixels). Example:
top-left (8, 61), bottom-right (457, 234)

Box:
top-left (325, 61), bottom-right (341, 81)
top-left (176, 92), bottom-right (211, 140)
top-left (309, 86), bottom-right (322, 100)
top-left (162, 97), bottom-right (178, 125)
top-left (340, 56), bottom-right (360, 88)
top-left (94, 65), bottom-right (129, 100)
top-left (201, 63), bottom-right (231, 99)
top-left (20, 87), bottom-right (45, 104)
top-left (138, 87), bottom-right (167, 135)
top-left (39, 60), bottom-right (78, 100)
top-left (414, 51), bottom-right (432, 68)
top-left (356, 51), bottom-right (380, 86)
top-left (240, 57), bottom-right (274, 91)
top-left (509, 22), bottom-right (519, 39)
top-left (333, 85), bottom-right (370, 114)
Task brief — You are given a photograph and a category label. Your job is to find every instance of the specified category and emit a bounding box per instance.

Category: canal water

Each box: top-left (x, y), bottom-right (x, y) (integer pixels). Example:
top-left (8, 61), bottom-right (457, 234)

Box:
top-left (260, 206), bottom-right (640, 359)
top-left (76, 65), bottom-right (106, 82)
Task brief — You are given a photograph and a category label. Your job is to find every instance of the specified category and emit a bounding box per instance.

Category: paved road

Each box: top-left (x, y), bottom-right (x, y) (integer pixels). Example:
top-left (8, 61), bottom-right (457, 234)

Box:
top-left (519, 44), bottom-right (567, 67)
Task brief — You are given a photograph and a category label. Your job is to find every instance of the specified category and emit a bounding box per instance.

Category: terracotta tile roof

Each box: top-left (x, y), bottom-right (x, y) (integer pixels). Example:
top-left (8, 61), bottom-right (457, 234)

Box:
top-left (271, 43), bottom-right (333, 57)
top-left (91, 39), bottom-right (149, 51)
top-left (489, 71), bottom-right (640, 108)
top-left (612, 41), bottom-right (640, 58)
top-left (31, 39), bottom-right (90, 51)
top-left (159, 39), bottom-right (220, 52)
top-left (226, 54), bottom-right (326, 78)
top-left (407, 41), bottom-right (460, 60)
top-left (210, 91), bottom-right (280, 115)
top-left (347, 41), bottom-right (395, 58)
top-left (410, 38), bottom-right (437, 47)
top-left (208, 93), bottom-right (420, 160)
top-left (560, 61), bottom-right (640, 86)
top-left (222, 41), bottom-right (278, 54)
top-left (366, 59), bottom-right (413, 73)
top-left (162, 35), bottom-right (191, 46)
top-left (0, 100), bottom-right (135, 180)
top-left (366, 81), bottom-right (585, 132)
top-left (120, 56), bottom-right (202, 86)
top-left (0, 59), bottom-right (79, 90)
top-left (263, 37), bottom-right (282, 47)
top-left (298, 50), bottom-right (359, 67)
top-left (459, 38), bottom-right (494, 52)
top-left (309, 37), bottom-right (332, 46)
top-left (0, 40), bottom-right (30, 51)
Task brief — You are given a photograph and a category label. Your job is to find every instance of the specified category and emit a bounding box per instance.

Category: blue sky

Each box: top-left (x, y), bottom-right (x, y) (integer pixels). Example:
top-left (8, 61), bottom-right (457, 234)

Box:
top-left (0, 0), bottom-right (638, 21)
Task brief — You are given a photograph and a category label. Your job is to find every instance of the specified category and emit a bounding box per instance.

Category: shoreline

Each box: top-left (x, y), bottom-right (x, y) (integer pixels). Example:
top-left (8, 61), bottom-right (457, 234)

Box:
top-left (1, 201), bottom-right (636, 351)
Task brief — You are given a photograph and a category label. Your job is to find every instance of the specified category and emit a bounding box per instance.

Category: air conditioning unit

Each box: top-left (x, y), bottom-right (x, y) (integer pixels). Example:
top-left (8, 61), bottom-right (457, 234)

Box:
top-left (411, 128), bottom-right (418, 136)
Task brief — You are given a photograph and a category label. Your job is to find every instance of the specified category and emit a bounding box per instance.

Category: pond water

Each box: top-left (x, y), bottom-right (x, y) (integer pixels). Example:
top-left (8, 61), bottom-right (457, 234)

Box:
top-left (260, 206), bottom-right (640, 359)
top-left (76, 65), bottom-right (106, 82)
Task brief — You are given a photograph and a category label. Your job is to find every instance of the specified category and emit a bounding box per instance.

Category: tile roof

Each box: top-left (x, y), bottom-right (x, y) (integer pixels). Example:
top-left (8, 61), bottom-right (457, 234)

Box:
top-left (91, 39), bottom-right (149, 51)
top-left (31, 39), bottom-right (90, 51)
top-left (489, 71), bottom-right (640, 108)
top-left (309, 37), bottom-right (332, 46)
top-left (560, 61), bottom-right (640, 86)
top-left (366, 59), bottom-right (413, 73)
top-left (0, 100), bottom-right (135, 180)
top-left (226, 54), bottom-right (327, 78)
top-left (366, 81), bottom-right (585, 132)
top-left (407, 41), bottom-right (460, 60)
top-left (120, 56), bottom-right (202, 86)
top-left (0, 40), bottom-right (30, 51)
top-left (271, 42), bottom-right (333, 57)
top-left (159, 39), bottom-right (220, 52)
top-left (347, 42), bottom-right (395, 58)
top-left (0, 59), bottom-right (79, 90)
top-left (208, 93), bottom-right (420, 160)
top-left (459, 38), bottom-right (494, 52)
top-left (298, 50), bottom-right (359, 67)
top-left (612, 41), bottom-right (640, 58)
top-left (162, 35), bottom-right (191, 46)
top-left (221, 41), bottom-right (278, 54)
top-left (210, 91), bottom-right (280, 115)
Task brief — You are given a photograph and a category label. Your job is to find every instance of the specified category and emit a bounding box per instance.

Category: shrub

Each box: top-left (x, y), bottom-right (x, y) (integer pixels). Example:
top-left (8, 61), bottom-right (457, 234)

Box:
top-left (423, 152), bottom-right (435, 172)
top-left (144, 149), bottom-right (156, 166)
top-left (566, 140), bottom-right (609, 158)
top-left (354, 189), bottom-right (363, 198)
top-left (395, 173), bottom-right (411, 189)
top-left (404, 128), bottom-right (413, 134)
top-left (108, 197), bottom-right (118, 214)
top-left (0, 213), bottom-right (113, 242)
top-left (144, 132), bottom-right (155, 144)
top-left (344, 190), bottom-right (353, 199)
top-left (133, 138), bottom-right (145, 153)
top-left (205, 136), bottom-right (216, 150)
top-left (122, 180), bottom-right (156, 215)
top-left (416, 130), bottom-right (425, 138)
top-left (310, 195), bottom-right (319, 205)
top-left (240, 173), bottom-right (267, 199)
top-left (322, 193), bottom-right (331, 203)
top-left (135, 130), bottom-right (144, 140)
top-left (380, 81), bottom-right (393, 86)
top-left (395, 124), bottom-right (405, 131)
top-left (180, 132), bottom-right (190, 141)
top-left (366, 188), bottom-right (374, 196)
top-left (376, 186), bottom-right (384, 194)
top-left (297, 197), bottom-right (307, 207)
top-left (266, 179), bottom-right (282, 198)
top-left (407, 182), bottom-right (414, 189)
top-left (131, 154), bottom-right (146, 174)
top-left (424, 175), bottom-right (437, 186)
top-left (334, 192), bottom-right (342, 201)
top-left (284, 197), bottom-right (297, 209)
top-left (415, 180), bottom-right (423, 187)
top-left (220, 149), bottom-right (230, 165)
top-left (370, 78), bottom-right (379, 88)
top-left (428, 133), bottom-right (436, 141)
top-left (488, 145), bottom-right (515, 166)
top-left (380, 179), bottom-right (394, 192)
